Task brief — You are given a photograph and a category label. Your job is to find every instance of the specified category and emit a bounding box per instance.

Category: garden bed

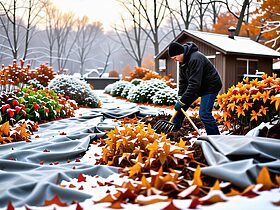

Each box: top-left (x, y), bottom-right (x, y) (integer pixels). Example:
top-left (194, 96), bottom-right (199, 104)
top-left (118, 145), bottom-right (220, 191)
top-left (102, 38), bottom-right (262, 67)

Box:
top-left (1, 91), bottom-right (279, 210)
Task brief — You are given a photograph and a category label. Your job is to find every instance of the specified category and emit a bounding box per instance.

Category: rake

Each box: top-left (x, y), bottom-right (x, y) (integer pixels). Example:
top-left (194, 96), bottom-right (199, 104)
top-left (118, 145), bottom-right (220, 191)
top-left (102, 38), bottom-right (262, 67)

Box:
top-left (153, 108), bottom-right (201, 135)
top-left (153, 110), bottom-right (178, 134)
top-left (180, 108), bottom-right (201, 136)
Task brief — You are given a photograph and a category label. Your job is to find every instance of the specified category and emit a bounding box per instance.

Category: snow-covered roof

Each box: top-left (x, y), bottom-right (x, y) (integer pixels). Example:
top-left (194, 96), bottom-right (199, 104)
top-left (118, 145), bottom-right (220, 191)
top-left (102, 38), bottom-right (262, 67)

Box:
top-left (156, 30), bottom-right (280, 58)
top-left (185, 30), bottom-right (280, 57)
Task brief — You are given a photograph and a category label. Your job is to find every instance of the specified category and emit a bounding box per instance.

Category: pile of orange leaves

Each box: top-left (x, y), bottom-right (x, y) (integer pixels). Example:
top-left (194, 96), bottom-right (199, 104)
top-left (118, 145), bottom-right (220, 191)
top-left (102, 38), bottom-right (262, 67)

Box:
top-left (93, 121), bottom-right (280, 208)
top-left (0, 120), bottom-right (38, 144)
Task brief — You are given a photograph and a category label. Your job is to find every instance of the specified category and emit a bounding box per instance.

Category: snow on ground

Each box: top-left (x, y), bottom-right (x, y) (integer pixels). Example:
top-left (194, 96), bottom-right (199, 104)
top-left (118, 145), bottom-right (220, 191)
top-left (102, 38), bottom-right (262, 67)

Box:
top-left (1, 90), bottom-right (278, 210)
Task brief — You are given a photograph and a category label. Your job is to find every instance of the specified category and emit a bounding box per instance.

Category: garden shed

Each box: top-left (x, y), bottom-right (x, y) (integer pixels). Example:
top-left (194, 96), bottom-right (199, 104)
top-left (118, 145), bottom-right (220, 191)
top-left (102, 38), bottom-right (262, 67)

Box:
top-left (156, 29), bottom-right (280, 93)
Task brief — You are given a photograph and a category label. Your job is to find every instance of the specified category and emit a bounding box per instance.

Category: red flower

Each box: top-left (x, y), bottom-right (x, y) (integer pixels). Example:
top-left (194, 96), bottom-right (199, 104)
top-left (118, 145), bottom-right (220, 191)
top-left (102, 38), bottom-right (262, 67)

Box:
top-left (12, 99), bottom-right (19, 106)
top-left (1, 104), bottom-right (10, 112)
top-left (15, 106), bottom-right (21, 114)
top-left (21, 110), bottom-right (27, 117)
top-left (7, 108), bottom-right (15, 117)
top-left (44, 107), bottom-right (49, 113)
top-left (42, 101), bottom-right (46, 106)
top-left (19, 104), bottom-right (25, 109)
top-left (33, 102), bottom-right (40, 110)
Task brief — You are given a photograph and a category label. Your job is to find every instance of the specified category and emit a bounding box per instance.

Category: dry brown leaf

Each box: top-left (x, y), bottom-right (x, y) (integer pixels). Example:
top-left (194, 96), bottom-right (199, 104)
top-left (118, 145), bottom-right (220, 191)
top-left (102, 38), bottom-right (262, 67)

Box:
top-left (189, 197), bottom-right (200, 209)
top-left (94, 194), bottom-right (115, 204)
top-left (161, 201), bottom-right (181, 210)
top-left (107, 200), bottom-right (123, 209)
top-left (199, 190), bottom-right (227, 205)
top-left (135, 195), bottom-right (170, 205)
top-left (272, 200), bottom-right (280, 206)
top-left (44, 195), bottom-right (68, 207)
top-left (177, 185), bottom-right (199, 199)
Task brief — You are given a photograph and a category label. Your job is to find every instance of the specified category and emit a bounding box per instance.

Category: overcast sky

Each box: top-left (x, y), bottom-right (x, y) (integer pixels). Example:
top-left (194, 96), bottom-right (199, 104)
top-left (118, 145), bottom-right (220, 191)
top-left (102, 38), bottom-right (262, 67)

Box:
top-left (51, 0), bottom-right (126, 31)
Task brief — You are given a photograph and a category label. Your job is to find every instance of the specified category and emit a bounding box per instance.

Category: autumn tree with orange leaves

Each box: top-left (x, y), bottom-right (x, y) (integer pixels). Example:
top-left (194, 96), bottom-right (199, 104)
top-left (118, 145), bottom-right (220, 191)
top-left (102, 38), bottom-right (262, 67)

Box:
top-left (250, 0), bottom-right (280, 51)
top-left (212, 0), bottom-right (280, 51)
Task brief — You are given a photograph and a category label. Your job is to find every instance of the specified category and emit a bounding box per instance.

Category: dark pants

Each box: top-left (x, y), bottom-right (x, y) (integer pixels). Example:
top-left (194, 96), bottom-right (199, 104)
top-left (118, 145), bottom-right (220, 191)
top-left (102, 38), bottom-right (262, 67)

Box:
top-left (172, 93), bottom-right (220, 135)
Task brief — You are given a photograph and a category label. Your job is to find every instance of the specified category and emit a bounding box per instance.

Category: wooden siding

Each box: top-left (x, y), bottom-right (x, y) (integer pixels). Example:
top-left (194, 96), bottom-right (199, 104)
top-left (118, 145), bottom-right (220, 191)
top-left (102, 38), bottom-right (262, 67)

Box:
top-left (157, 31), bottom-right (275, 94)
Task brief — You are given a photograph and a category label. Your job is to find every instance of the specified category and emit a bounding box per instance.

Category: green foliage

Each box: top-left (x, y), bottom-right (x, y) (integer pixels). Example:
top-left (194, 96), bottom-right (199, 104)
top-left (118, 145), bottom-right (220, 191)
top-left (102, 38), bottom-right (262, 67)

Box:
top-left (0, 87), bottom-right (78, 124)
top-left (131, 78), bottom-right (143, 86)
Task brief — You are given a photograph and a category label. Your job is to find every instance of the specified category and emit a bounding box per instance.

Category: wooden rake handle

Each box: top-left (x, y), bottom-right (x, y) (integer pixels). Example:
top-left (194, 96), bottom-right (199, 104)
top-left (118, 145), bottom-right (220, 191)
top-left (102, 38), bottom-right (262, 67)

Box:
top-left (169, 110), bottom-right (178, 123)
top-left (180, 108), bottom-right (201, 135)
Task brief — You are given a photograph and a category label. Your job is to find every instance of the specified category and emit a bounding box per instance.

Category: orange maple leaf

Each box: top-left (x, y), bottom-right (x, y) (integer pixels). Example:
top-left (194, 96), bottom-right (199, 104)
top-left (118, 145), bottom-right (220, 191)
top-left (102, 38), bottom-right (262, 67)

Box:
top-left (256, 167), bottom-right (277, 190)
top-left (0, 121), bottom-right (10, 136)
top-left (44, 195), bottom-right (68, 207)
top-left (192, 165), bottom-right (203, 187)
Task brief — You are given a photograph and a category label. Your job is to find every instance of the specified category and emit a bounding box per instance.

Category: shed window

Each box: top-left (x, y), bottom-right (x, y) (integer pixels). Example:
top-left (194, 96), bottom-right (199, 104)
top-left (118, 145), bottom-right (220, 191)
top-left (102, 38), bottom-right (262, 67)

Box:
top-left (236, 58), bottom-right (258, 75)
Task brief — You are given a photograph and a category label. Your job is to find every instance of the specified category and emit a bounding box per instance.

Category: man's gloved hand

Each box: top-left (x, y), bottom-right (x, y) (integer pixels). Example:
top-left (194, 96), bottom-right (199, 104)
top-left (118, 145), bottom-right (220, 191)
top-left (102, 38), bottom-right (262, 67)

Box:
top-left (174, 100), bottom-right (185, 111)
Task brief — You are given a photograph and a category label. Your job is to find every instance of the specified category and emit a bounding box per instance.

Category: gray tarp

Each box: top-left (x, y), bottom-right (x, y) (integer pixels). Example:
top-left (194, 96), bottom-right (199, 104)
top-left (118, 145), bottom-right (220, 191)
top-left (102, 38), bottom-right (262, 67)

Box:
top-left (198, 135), bottom-right (280, 189)
top-left (0, 94), bottom-right (279, 207)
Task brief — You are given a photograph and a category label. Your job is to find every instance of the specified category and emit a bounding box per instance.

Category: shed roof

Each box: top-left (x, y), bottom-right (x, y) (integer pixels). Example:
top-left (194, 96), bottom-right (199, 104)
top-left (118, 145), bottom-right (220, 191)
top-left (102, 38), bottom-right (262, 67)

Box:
top-left (156, 30), bottom-right (280, 59)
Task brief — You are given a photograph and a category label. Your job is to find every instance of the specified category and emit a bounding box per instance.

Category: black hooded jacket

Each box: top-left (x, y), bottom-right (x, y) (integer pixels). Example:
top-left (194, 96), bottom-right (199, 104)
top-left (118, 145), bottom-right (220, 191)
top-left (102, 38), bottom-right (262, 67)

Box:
top-left (178, 42), bottom-right (222, 107)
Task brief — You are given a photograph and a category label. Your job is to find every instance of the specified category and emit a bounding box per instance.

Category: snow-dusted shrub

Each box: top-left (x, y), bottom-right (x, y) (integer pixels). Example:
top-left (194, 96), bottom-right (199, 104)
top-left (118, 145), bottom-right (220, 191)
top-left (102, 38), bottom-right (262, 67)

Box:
top-left (104, 83), bottom-right (114, 94)
top-left (26, 78), bottom-right (44, 90)
top-left (121, 82), bottom-right (135, 98)
top-left (48, 75), bottom-right (100, 108)
top-left (110, 80), bottom-right (130, 97)
top-left (131, 78), bottom-right (142, 86)
top-left (151, 87), bottom-right (177, 105)
top-left (127, 79), bottom-right (169, 103)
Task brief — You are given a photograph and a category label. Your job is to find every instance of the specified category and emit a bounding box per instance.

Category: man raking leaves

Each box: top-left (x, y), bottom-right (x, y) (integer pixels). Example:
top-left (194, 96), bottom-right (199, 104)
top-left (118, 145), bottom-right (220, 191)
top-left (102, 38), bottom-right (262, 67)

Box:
top-left (168, 41), bottom-right (222, 135)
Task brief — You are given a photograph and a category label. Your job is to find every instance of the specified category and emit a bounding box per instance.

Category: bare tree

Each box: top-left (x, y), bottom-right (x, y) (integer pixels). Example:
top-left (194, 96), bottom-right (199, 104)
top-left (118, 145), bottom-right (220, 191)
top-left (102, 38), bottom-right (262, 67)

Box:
top-left (44, 2), bottom-right (58, 66)
top-left (74, 16), bottom-right (102, 76)
top-left (0, 0), bottom-right (47, 60)
top-left (114, 0), bottom-right (149, 67)
top-left (123, 0), bottom-right (168, 71)
top-left (165, 0), bottom-right (197, 32)
top-left (207, 0), bottom-right (223, 25)
top-left (53, 12), bottom-right (78, 71)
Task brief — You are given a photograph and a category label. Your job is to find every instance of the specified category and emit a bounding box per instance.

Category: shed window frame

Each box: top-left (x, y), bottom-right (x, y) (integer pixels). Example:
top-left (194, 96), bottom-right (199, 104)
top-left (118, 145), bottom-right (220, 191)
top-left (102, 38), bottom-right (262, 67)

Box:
top-left (236, 58), bottom-right (258, 75)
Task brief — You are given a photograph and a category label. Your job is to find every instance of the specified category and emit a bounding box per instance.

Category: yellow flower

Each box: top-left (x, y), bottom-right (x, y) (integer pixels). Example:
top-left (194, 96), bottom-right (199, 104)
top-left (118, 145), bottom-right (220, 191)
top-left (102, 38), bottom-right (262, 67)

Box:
top-left (243, 102), bottom-right (253, 110)
top-left (227, 102), bottom-right (236, 112)
top-left (259, 105), bottom-right (268, 116)
top-left (224, 120), bottom-right (232, 129)
top-left (223, 111), bottom-right (231, 121)
top-left (243, 77), bottom-right (249, 84)
top-left (270, 94), bottom-right (280, 111)
top-left (260, 90), bottom-right (271, 103)
top-left (236, 105), bottom-right (245, 118)
top-left (250, 78), bottom-right (259, 86)
top-left (261, 73), bottom-right (267, 80)
top-left (250, 110), bottom-right (262, 121)
top-left (252, 92), bottom-right (262, 102)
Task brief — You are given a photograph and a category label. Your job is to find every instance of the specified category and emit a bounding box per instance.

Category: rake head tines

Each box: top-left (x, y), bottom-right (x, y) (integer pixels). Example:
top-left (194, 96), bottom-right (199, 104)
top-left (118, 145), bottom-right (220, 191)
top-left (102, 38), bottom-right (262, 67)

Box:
top-left (153, 120), bottom-right (175, 134)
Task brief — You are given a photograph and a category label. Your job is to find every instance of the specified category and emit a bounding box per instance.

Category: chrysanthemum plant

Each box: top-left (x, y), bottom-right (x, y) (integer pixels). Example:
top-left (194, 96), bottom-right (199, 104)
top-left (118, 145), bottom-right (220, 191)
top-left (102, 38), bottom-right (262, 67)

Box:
top-left (216, 73), bottom-right (280, 134)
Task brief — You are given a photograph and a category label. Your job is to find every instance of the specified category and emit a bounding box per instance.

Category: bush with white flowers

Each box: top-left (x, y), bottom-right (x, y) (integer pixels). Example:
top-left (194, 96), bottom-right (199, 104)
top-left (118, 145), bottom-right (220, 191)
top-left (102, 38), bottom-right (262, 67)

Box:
top-left (121, 82), bottom-right (135, 98)
top-left (48, 75), bottom-right (100, 108)
top-left (151, 87), bottom-right (177, 105)
top-left (110, 80), bottom-right (130, 97)
top-left (127, 79), bottom-right (169, 103)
